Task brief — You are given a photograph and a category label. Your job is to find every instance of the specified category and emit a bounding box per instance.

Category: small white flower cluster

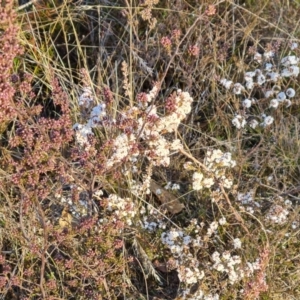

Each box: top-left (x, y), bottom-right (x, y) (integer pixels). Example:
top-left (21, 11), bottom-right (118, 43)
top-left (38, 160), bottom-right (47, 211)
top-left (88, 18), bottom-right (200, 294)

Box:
top-left (178, 263), bottom-right (205, 285)
top-left (183, 220), bottom-right (263, 287)
top-left (136, 89), bottom-right (193, 166)
top-left (161, 228), bottom-right (192, 256)
top-left (221, 45), bottom-right (299, 130)
top-left (253, 51), bottom-right (299, 78)
top-left (233, 238), bottom-right (242, 249)
top-left (164, 182), bottom-right (181, 190)
top-left (192, 172), bottom-right (214, 190)
top-left (218, 217), bottom-right (227, 225)
top-left (158, 219), bottom-right (261, 299)
top-left (161, 227), bottom-right (204, 286)
top-left (72, 123), bottom-right (94, 150)
top-left (265, 204), bottom-right (289, 225)
top-left (205, 149), bottom-right (236, 169)
top-left (281, 55), bottom-right (299, 77)
top-left (206, 220), bottom-right (219, 237)
top-left (242, 97), bottom-right (255, 108)
top-left (253, 50), bottom-right (275, 64)
top-left (237, 192), bottom-right (292, 225)
top-left (73, 87), bottom-right (106, 150)
top-left (103, 88), bottom-right (192, 169)
top-left (192, 149), bottom-right (236, 191)
top-left (106, 194), bottom-right (137, 225)
top-left (260, 114), bottom-right (274, 127)
top-left (267, 87), bottom-right (295, 108)
top-left (211, 251), bottom-right (244, 284)
top-left (105, 133), bottom-right (138, 169)
top-left (232, 114), bottom-right (246, 129)
top-left (140, 204), bottom-right (167, 232)
top-left (78, 87), bottom-right (94, 107)
top-left (147, 84), bottom-right (160, 101)
top-left (220, 78), bottom-right (233, 90)
top-left (232, 111), bottom-right (274, 129)
top-left (245, 259), bottom-right (261, 274)
top-left (129, 176), bottom-right (152, 196)
top-left (291, 220), bottom-right (299, 230)
top-left (236, 191), bottom-right (261, 214)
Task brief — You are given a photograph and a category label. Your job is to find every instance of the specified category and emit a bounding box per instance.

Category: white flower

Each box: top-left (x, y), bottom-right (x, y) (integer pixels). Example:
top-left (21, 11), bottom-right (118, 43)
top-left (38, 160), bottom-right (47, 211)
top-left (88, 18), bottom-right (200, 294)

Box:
top-left (265, 90), bottom-right (274, 98)
top-left (73, 123), bottom-right (93, 150)
top-left (233, 83), bottom-right (244, 94)
top-left (156, 188), bottom-right (162, 195)
top-left (237, 192), bottom-right (254, 204)
top-left (245, 80), bottom-right (254, 90)
top-left (192, 172), bottom-right (204, 191)
top-left (242, 98), bottom-right (252, 108)
top-left (248, 119), bottom-right (259, 129)
top-left (269, 99), bottom-right (279, 108)
top-left (212, 251), bottom-right (221, 263)
top-left (266, 204), bottom-right (289, 224)
top-left (184, 161), bottom-right (194, 170)
top-left (183, 235), bottom-right (192, 245)
top-left (286, 88), bottom-right (296, 98)
top-left (222, 251), bottom-right (231, 260)
top-left (202, 177), bottom-right (214, 188)
top-left (232, 114), bottom-right (246, 129)
top-left (233, 238), bottom-right (242, 249)
top-left (290, 42), bottom-right (298, 50)
top-left (244, 71), bottom-right (256, 81)
top-left (277, 92), bottom-right (286, 101)
top-left (281, 55), bottom-right (299, 66)
top-left (89, 104), bottom-right (106, 127)
top-left (261, 115), bottom-right (274, 127)
top-left (266, 71), bottom-right (280, 82)
top-left (171, 183), bottom-right (180, 190)
top-left (255, 69), bottom-right (262, 76)
top-left (208, 221), bottom-right (218, 232)
top-left (254, 52), bottom-right (262, 63)
top-left (264, 63), bottom-right (273, 71)
top-left (213, 151), bottom-right (236, 167)
top-left (292, 221), bottom-right (299, 229)
top-left (220, 78), bottom-right (233, 89)
top-left (170, 139), bottom-right (183, 150)
top-left (264, 50), bottom-right (274, 60)
top-left (281, 66), bottom-right (300, 77)
top-left (257, 74), bottom-right (266, 85)
top-left (219, 217), bottom-right (227, 225)
top-left (78, 87), bottom-right (94, 107)
top-left (146, 85), bottom-right (159, 102)
top-left (215, 263), bottom-right (225, 272)
top-left (222, 177), bottom-right (233, 188)
top-left (284, 199), bottom-right (292, 206)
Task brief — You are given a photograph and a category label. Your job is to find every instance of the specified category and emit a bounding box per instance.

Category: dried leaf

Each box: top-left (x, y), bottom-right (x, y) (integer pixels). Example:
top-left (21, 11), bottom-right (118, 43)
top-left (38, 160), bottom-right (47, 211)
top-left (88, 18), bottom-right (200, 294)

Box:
top-left (150, 180), bottom-right (184, 214)
top-left (58, 207), bottom-right (73, 229)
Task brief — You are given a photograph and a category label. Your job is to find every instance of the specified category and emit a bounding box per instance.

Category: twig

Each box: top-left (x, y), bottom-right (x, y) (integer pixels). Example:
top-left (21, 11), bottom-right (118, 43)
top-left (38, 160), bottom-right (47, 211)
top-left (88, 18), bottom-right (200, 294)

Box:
top-left (219, 183), bottom-right (250, 235)
top-left (34, 190), bottom-right (49, 299)
top-left (15, 0), bottom-right (39, 12)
